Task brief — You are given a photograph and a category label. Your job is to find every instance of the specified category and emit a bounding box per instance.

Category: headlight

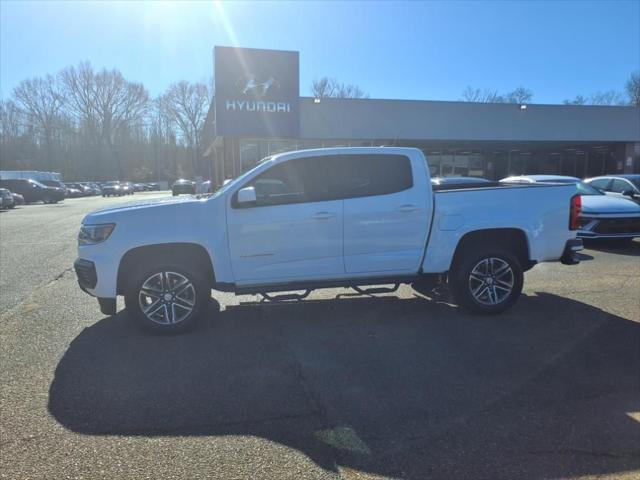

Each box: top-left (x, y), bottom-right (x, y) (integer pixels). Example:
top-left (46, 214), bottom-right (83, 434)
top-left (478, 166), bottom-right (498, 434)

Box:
top-left (78, 223), bottom-right (115, 245)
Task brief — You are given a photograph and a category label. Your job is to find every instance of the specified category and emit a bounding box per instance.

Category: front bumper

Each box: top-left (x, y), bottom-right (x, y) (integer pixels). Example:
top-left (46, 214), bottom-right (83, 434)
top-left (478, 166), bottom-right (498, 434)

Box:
top-left (560, 238), bottom-right (583, 265)
top-left (74, 258), bottom-right (117, 315)
top-left (173, 186), bottom-right (196, 194)
top-left (74, 258), bottom-right (97, 291)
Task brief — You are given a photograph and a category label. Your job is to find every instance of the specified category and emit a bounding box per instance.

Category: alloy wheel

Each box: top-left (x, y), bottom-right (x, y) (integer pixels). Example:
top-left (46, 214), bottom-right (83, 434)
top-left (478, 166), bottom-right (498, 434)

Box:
top-left (468, 257), bottom-right (514, 306)
top-left (138, 271), bottom-right (196, 325)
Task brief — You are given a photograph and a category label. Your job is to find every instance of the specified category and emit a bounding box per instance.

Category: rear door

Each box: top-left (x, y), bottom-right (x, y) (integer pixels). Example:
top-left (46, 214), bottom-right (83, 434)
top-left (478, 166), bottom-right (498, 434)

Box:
top-left (226, 156), bottom-right (344, 284)
top-left (340, 153), bottom-right (431, 274)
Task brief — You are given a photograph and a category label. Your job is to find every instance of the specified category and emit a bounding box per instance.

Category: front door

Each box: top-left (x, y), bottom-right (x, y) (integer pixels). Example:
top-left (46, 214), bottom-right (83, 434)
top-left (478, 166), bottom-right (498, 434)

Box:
top-left (226, 157), bottom-right (344, 284)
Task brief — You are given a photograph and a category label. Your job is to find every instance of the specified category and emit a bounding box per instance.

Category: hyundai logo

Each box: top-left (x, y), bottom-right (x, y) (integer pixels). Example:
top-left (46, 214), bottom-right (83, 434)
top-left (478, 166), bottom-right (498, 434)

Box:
top-left (236, 74), bottom-right (280, 98)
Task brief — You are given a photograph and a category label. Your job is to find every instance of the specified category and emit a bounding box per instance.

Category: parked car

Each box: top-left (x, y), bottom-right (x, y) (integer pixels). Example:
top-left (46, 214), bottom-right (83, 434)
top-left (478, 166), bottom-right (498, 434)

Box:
top-left (172, 179), bottom-right (196, 196)
top-left (41, 179), bottom-right (67, 192)
top-left (202, 180), bottom-right (214, 193)
top-left (501, 175), bottom-right (640, 242)
top-left (101, 181), bottom-right (124, 197)
top-left (65, 182), bottom-right (93, 196)
top-left (81, 182), bottom-right (102, 195)
top-left (132, 183), bottom-right (145, 192)
top-left (75, 147), bottom-right (583, 334)
top-left (0, 179), bottom-right (65, 204)
top-left (11, 192), bottom-right (25, 205)
top-left (0, 188), bottom-right (15, 209)
top-left (120, 182), bottom-right (135, 195)
top-left (65, 187), bottom-right (84, 198)
top-left (584, 174), bottom-right (640, 203)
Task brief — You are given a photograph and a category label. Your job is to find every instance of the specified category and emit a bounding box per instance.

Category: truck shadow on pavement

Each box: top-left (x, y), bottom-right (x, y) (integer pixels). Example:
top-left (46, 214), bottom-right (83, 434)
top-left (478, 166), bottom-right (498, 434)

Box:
top-left (49, 292), bottom-right (640, 479)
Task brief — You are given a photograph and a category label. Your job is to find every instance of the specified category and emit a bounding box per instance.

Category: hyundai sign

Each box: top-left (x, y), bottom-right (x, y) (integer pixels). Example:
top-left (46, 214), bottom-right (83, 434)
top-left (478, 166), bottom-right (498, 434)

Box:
top-left (214, 46), bottom-right (300, 138)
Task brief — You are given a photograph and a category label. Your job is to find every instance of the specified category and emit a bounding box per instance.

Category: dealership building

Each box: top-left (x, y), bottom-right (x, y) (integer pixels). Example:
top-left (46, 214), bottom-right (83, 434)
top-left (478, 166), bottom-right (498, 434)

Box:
top-left (203, 47), bottom-right (640, 185)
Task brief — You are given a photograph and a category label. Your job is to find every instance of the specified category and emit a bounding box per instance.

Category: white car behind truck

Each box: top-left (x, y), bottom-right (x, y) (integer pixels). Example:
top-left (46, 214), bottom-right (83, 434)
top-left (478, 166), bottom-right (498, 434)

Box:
top-left (75, 147), bottom-right (583, 333)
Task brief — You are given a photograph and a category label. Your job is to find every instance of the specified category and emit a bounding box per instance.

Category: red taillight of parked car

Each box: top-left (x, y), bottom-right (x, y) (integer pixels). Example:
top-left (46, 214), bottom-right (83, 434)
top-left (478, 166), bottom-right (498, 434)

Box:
top-left (569, 194), bottom-right (582, 230)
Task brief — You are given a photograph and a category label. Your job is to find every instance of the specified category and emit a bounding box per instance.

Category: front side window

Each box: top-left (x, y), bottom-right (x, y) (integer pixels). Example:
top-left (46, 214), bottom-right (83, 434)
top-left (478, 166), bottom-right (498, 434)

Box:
top-left (243, 157), bottom-right (332, 207)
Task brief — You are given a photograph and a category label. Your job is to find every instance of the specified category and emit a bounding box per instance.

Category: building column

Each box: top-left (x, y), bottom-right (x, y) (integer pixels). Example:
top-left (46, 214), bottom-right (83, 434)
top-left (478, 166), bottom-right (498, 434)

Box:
top-left (624, 142), bottom-right (640, 173)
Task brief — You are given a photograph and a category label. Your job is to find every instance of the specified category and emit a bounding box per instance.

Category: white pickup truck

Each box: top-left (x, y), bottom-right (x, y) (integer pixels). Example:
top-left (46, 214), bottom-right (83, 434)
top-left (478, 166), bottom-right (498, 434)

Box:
top-left (75, 147), bottom-right (583, 333)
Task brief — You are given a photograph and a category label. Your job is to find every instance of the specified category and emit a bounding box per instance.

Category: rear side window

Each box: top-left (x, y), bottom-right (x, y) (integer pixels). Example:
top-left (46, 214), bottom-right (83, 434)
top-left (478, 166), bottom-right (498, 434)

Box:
top-left (332, 154), bottom-right (413, 199)
top-left (589, 178), bottom-right (611, 190)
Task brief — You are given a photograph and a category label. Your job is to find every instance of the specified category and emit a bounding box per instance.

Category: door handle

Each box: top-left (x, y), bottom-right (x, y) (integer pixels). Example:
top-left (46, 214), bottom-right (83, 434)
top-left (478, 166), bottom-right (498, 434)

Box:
top-left (312, 211), bottom-right (336, 220)
top-left (396, 204), bottom-right (420, 213)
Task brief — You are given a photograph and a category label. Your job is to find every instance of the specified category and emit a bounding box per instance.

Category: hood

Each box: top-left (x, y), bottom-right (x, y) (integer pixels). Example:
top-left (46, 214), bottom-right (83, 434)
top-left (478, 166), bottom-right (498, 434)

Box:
top-left (83, 195), bottom-right (206, 223)
top-left (581, 195), bottom-right (640, 214)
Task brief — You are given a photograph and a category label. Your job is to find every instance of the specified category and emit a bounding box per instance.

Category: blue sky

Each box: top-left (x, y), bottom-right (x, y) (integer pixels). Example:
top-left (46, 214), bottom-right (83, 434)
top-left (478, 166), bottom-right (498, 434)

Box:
top-left (1, 0), bottom-right (639, 103)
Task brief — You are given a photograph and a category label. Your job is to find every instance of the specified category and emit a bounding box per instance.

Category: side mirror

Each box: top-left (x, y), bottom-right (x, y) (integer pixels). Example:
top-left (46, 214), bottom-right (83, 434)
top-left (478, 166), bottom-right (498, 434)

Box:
top-left (621, 189), bottom-right (634, 197)
top-left (237, 186), bottom-right (257, 206)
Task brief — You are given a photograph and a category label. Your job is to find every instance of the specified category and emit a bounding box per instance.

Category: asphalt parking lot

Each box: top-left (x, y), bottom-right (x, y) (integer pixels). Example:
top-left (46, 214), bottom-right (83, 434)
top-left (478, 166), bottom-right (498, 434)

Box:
top-left (1, 193), bottom-right (639, 480)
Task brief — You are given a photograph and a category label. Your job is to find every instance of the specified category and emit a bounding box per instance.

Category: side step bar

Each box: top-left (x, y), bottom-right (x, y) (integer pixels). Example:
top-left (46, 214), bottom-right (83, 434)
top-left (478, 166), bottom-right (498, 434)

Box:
top-left (260, 290), bottom-right (312, 302)
top-left (259, 283), bottom-right (403, 302)
top-left (352, 284), bottom-right (400, 295)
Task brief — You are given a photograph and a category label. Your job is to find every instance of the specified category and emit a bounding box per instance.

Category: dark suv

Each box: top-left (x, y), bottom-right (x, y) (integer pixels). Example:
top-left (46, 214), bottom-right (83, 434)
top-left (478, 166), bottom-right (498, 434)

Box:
top-left (172, 179), bottom-right (196, 196)
top-left (0, 179), bottom-right (65, 204)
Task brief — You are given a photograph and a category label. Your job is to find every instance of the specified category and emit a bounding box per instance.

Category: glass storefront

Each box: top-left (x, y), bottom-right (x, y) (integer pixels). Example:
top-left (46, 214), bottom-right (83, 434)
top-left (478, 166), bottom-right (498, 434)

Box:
top-left (233, 138), bottom-right (625, 182)
top-left (239, 138), bottom-right (381, 171)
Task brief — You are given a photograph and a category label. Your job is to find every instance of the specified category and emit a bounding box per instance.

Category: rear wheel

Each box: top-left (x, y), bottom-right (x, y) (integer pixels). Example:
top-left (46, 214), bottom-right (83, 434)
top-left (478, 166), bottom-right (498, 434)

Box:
top-left (450, 248), bottom-right (523, 314)
top-left (124, 263), bottom-right (210, 334)
top-left (42, 195), bottom-right (52, 204)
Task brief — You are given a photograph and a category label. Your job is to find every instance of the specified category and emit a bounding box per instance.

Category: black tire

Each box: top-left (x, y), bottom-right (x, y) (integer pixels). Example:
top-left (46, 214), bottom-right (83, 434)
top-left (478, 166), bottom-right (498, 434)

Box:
top-left (172, 191), bottom-right (178, 196)
top-left (42, 196), bottom-right (52, 204)
top-left (124, 262), bottom-right (210, 334)
top-left (450, 248), bottom-right (523, 314)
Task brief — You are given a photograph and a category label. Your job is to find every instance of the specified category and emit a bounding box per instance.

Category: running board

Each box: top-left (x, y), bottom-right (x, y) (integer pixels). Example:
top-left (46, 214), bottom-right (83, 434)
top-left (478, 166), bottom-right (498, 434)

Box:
top-left (260, 290), bottom-right (312, 302)
top-left (351, 284), bottom-right (400, 295)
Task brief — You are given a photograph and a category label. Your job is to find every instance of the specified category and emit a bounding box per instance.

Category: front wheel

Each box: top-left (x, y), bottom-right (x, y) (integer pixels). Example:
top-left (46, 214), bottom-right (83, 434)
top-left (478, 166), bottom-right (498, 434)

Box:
top-left (124, 264), bottom-right (210, 334)
top-left (450, 249), bottom-right (523, 314)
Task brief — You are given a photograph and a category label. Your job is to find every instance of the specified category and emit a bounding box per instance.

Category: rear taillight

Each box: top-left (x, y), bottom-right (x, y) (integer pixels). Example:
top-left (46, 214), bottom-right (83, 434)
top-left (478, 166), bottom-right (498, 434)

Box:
top-left (570, 194), bottom-right (582, 230)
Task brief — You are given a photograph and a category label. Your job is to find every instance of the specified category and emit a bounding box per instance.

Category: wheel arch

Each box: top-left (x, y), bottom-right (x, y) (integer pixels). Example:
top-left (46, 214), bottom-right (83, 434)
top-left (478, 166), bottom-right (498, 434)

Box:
top-left (451, 228), bottom-right (532, 272)
top-left (117, 242), bottom-right (215, 295)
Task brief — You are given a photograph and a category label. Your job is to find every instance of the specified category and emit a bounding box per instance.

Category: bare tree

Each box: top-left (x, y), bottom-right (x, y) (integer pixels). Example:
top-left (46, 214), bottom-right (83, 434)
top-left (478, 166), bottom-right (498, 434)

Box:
top-left (161, 81), bottom-right (212, 176)
top-left (504, 86), bottom-right (533, 104)
top-left (461, 86), bottom-right (533, 104)
top-left (311, 77), bottom-right (335, 98)
top-left (460, 86), bottom-right (504, 103)
top-left (626, 71), bottom-right (640, 106)
top-left (61, 62), bottom-right (149, 178)
top-left (0, 99), bottom-right (26, 169)
top-left (563, 95), bottom-right (587, 105)
top-left (12, 75), bottom-right (66, 170)
top-left (589, 90), bottom-right (627, 106)
top-left (311, 77), bottom-right (368, 98)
